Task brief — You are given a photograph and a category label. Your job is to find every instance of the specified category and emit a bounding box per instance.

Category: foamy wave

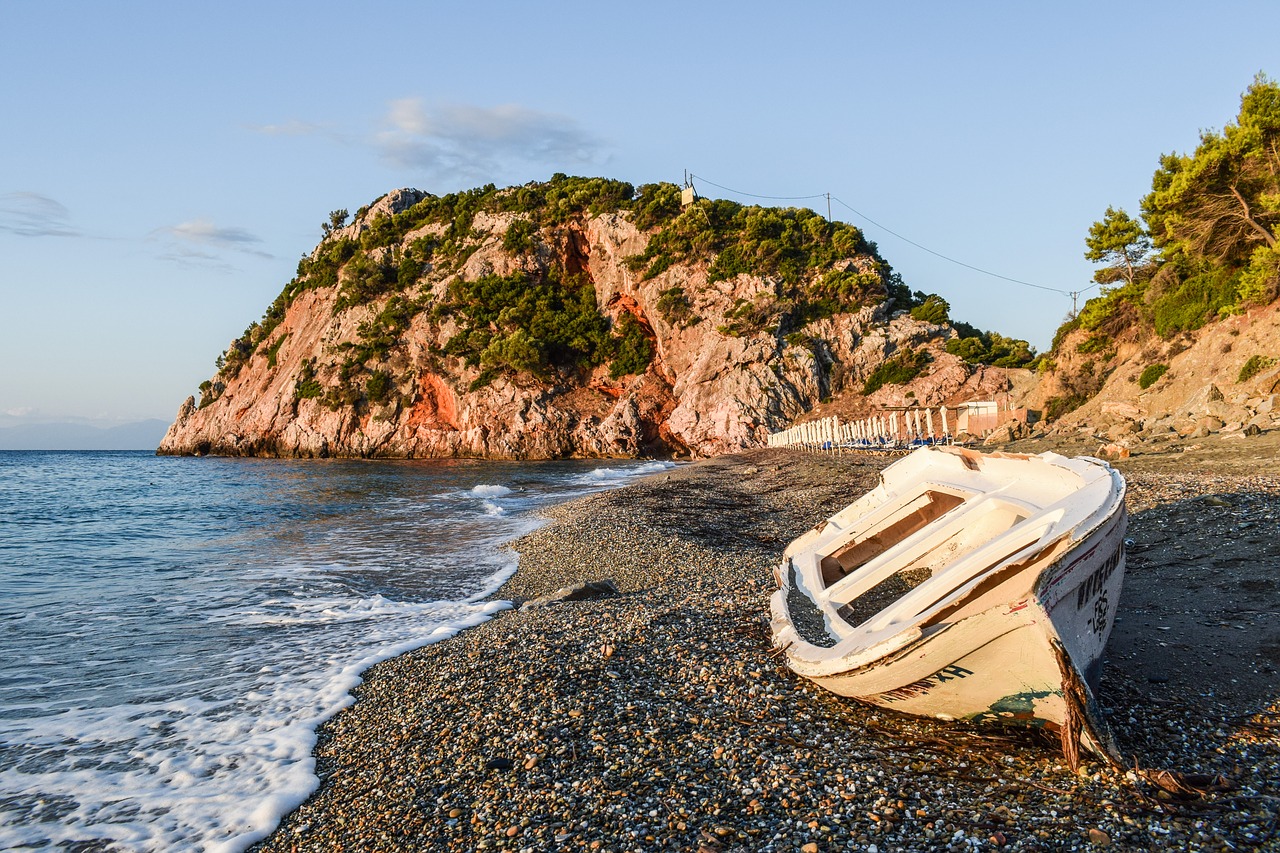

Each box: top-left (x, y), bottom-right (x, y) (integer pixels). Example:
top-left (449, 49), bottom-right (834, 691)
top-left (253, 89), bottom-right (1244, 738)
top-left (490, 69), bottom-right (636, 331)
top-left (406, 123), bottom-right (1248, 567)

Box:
top-left (0, 454), bottom-right (667, 853)
top-left (578, 460), bottom-right (678, 484)
top-left (222, 593), bottom-right (455, 627)
top-left (0, 597), bottom-right (512, 853)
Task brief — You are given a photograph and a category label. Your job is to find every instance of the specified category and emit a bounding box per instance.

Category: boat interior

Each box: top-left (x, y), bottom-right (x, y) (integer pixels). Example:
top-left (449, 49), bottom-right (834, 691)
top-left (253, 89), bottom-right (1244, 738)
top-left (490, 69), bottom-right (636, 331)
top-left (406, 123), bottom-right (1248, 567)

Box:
top-left (806, 483), bottom-right (1069, 644)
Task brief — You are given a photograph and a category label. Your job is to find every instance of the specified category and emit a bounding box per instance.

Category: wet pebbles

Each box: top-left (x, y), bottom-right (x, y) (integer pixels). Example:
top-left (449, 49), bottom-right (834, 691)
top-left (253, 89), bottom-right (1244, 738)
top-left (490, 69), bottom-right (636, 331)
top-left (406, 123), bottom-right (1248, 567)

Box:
top-left (255, 450), bottom-right (1280, 852)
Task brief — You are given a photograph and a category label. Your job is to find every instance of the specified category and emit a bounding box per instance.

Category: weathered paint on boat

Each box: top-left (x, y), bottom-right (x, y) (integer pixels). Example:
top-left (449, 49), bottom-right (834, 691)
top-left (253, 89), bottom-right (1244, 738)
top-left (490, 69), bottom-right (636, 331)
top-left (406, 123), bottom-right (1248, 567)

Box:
top-left (769, 445), bottom-right (1127, 763)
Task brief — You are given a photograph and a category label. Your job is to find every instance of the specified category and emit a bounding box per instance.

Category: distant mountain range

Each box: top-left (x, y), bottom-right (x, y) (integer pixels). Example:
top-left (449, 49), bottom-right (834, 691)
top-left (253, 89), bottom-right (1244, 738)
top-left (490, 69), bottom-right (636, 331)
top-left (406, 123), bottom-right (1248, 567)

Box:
top-left (0, 419), bottom-right (169, 451)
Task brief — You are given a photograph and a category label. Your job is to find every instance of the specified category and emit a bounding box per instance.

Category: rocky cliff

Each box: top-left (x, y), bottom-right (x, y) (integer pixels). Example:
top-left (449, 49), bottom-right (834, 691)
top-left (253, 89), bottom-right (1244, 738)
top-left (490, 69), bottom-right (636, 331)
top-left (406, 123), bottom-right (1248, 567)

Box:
top-left (160, 179), bottom-right (1020, 459)
top-left (1029, 299), bottom-right (1280, 445)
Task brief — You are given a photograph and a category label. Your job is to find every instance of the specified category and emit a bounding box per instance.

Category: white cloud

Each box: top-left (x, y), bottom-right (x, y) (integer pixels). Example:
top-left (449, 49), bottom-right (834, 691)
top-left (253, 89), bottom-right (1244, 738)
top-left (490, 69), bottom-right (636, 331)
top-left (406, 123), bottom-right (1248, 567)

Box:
top-left (249, 118), bottom-right (328, 137)
top-left (375, 99), bottom-right (606, 180)
top-left (166, 219), bottom-right (263, 247)
top-left (0, 191), bottom-right (78, 237)
top-left (153, 218), bottom-right (272, 269)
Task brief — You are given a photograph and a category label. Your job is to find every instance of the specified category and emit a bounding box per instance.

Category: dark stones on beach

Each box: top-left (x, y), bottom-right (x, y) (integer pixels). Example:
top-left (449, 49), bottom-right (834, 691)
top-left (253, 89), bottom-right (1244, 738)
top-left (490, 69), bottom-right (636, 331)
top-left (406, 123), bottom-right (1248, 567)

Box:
top-left (518, 579), bottom-right (620, 610)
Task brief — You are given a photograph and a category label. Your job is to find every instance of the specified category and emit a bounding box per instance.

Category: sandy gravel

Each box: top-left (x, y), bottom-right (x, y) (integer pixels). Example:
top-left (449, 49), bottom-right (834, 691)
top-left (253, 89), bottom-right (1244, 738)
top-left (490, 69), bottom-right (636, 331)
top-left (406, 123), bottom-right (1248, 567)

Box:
top-left (255, 447), bottom-right (1280, 853)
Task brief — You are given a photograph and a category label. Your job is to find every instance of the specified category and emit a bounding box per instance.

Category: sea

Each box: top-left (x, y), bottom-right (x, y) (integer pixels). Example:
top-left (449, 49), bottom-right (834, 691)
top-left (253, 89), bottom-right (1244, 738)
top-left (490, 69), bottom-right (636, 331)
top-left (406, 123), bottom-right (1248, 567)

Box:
top-left (0, 450), bottom-right (674, 852)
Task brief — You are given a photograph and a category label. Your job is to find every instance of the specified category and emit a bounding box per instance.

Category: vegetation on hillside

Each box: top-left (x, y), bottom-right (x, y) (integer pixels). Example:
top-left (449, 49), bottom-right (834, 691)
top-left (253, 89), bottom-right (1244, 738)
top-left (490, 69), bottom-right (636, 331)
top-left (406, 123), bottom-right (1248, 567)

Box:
top-left (862, 349), bottom-right (932, 395)
top-left (625, 197), bottom-right (890, 334)
top-left (1032, 73), bottom-right (1279, 419)
top-left (903, 293), bottom-right (1036, 368)
top-left (435, 270), bottom-right (613, 390)
top-left (202, 172), bottom-right (1037, 411)
top-left (1067, 74), bottom-right (1279, 348)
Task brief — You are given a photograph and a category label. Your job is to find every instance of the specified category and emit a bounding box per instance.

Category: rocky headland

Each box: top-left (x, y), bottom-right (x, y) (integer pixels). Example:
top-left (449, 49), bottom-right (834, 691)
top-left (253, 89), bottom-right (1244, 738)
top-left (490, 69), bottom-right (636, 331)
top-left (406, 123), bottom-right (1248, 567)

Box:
top-left (159, 179), bottom-right (1022, 460)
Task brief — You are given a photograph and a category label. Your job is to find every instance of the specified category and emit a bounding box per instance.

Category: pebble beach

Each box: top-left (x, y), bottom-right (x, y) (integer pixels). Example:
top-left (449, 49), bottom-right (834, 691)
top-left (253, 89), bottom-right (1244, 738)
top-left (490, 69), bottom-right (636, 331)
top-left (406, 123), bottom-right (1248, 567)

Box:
top-left (255, 447), bottom-right (1280, 852)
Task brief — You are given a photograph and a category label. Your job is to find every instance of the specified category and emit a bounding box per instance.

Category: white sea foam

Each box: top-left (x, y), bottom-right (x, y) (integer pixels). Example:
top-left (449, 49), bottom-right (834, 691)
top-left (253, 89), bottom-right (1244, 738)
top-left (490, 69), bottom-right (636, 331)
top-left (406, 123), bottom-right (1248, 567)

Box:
top-left (0, 594), bottom-right (514, 853)
top-left (0, 452), bottom-right (657, 852)
top-left (469, 484), bottom-right (513, 497)
top-left (578, 459), bottom-right (678, 485)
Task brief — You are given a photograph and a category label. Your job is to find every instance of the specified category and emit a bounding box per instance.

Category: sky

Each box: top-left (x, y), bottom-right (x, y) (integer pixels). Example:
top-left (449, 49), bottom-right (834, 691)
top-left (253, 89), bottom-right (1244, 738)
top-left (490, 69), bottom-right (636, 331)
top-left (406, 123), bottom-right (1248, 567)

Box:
top-left (1, 1), bottom-right (1276, 428)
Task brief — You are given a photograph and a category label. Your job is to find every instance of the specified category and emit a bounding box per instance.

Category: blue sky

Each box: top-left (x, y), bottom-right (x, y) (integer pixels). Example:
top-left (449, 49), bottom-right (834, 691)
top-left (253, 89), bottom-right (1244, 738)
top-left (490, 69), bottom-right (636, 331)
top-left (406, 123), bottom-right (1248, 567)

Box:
top-left (1, 2), bottom-right (1275, 427)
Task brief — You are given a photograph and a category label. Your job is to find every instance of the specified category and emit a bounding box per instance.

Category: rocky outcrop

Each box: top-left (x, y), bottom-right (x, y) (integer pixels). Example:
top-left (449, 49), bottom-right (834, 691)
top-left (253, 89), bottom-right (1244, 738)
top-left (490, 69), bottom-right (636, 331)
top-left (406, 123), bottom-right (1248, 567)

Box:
top-left (161, 184), bottom-right (1018, 459)
top-left (1029, 300), bottom-right (1280, 445)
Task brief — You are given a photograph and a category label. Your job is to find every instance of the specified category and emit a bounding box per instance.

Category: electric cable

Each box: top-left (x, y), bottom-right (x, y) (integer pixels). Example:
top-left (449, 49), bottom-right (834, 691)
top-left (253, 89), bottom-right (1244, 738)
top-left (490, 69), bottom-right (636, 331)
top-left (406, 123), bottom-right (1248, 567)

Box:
top-left (830, 196), bottom-right (1071, 296)
top-left (687, 173), bottom-right (827, 202)
top-left (686, 171), bottom-right (1081, 299)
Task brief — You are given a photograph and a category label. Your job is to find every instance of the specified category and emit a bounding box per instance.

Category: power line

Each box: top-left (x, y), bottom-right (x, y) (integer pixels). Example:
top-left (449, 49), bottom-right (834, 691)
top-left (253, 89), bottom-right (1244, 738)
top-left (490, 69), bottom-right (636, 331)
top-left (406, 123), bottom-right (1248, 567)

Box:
top-left (687, 172), bottom-right (827, 202)
top-left (830, 196), bottom-right (1072, 296)
top-left (686, 171), bottom-right (1079, 299)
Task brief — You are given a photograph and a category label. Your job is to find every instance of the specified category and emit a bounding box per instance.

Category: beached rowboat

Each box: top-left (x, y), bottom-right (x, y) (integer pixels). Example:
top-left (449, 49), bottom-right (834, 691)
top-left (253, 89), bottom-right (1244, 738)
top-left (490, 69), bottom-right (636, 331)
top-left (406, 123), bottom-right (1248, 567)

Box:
top-left (769, 445), bottom-right (1126, 764)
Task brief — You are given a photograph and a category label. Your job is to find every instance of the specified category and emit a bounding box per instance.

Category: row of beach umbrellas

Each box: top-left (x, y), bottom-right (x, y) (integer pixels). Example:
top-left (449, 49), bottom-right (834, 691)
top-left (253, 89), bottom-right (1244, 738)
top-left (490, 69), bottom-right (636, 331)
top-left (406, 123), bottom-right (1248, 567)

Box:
top-left (767, 409), bottom-right (951, 449)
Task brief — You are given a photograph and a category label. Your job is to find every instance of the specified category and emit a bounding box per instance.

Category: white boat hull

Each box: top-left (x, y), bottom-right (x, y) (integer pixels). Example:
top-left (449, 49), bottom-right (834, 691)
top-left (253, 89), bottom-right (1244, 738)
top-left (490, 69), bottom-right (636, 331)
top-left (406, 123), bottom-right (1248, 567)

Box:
top-left (770, 446), bottom-right (1127, 762)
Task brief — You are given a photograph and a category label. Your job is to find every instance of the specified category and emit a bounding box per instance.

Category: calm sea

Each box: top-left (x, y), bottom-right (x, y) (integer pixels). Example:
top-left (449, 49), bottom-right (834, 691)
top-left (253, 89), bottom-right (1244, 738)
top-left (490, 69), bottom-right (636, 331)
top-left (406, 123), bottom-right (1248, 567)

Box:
top-left (0, 450), bottom-right (672, 852)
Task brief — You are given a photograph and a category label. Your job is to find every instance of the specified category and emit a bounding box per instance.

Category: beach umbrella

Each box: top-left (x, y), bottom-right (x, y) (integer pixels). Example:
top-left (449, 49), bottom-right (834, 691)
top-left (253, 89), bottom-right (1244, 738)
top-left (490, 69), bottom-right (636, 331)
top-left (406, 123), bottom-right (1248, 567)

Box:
top-left (890, 411), bottom-right (898, 440)
top-left (941, 406), bottom-right (949, 436)
top-left (926, 408), bottom-right (935, 438)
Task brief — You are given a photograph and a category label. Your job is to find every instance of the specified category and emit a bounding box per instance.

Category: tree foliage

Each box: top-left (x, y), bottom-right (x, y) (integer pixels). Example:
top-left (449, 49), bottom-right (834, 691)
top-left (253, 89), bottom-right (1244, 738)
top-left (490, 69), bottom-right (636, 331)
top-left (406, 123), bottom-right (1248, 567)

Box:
top-left (1238, 354), bottom-right (1276, 383)
top-left (910, 293), bottom-right (950, 324)
top-left (945, 329), bottom-right (1036, 368)
top-left (1084, 206), bottom-right (1151, 286)
top-left (1055, 73), bottom-right (1280, 353)
top-left (608, 313), bottom-right (653, 379)
top-left (1143, 73), bottom-right (1279, 268)
top-left (437, 271), bottom-right (612, 379)
top-left (1137, 363), bottom-right (1169, 389)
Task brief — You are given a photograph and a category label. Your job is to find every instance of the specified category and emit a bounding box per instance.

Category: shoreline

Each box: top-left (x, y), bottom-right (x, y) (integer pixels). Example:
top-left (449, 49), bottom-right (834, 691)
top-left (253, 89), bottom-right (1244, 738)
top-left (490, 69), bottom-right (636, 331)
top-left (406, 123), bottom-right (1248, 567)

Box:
top-left (255, 447), bottom-right (1280, 852)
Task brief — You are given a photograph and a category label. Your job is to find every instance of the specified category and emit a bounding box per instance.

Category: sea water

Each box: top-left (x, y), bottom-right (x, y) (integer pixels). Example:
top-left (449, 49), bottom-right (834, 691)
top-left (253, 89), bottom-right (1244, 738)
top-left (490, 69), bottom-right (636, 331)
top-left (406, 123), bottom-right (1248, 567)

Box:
top-left (0, 451), bottom-right (672, 851)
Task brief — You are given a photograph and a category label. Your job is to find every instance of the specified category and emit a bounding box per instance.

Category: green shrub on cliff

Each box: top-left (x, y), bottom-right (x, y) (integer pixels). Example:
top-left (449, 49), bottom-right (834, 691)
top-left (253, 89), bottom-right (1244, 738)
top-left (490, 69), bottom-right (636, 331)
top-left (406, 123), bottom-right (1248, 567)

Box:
top-left (862, 349), bottom-right (931, 395)
top-left (1137, 363), bottom-right (1169, 389)
top-left (1238, 354), bottom-right (1276, 383)
top-left (501, 218), bottom-right (538, 254)
top-left (1044, 394), bottom-right (1087, 421)
top-left (910, 294), bottom-right (950, 324)
top-left (656, 286), bottom-right (697, 327)
top-left (437, 271), bottom-right (612, 378)
top-left (265, 333), bottom-right (288, 369)
top-left (608, 313), bottom-right (653, 379)
top-left (365, 370), bottom-right (394, 404)
top-left (294, 360), bottom-right (323, 400)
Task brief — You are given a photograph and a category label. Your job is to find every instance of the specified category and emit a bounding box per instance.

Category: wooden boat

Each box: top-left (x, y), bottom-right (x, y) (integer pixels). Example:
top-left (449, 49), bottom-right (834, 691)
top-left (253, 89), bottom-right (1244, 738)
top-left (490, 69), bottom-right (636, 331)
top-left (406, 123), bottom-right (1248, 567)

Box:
top-left (769, 445), bottom-right (1126, 764)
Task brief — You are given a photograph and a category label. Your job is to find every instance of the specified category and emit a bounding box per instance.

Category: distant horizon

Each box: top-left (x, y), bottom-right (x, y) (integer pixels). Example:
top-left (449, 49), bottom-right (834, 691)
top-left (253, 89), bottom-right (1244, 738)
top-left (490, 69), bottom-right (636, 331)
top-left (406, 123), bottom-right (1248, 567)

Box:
top-left (0, 417), bottom-right (168, 451)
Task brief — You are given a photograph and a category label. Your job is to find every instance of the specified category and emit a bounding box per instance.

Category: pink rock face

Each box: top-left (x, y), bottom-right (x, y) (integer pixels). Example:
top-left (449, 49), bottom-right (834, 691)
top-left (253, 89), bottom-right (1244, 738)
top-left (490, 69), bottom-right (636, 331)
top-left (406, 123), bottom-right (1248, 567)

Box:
top-left (159, 191), bottom-right (1011, 459)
